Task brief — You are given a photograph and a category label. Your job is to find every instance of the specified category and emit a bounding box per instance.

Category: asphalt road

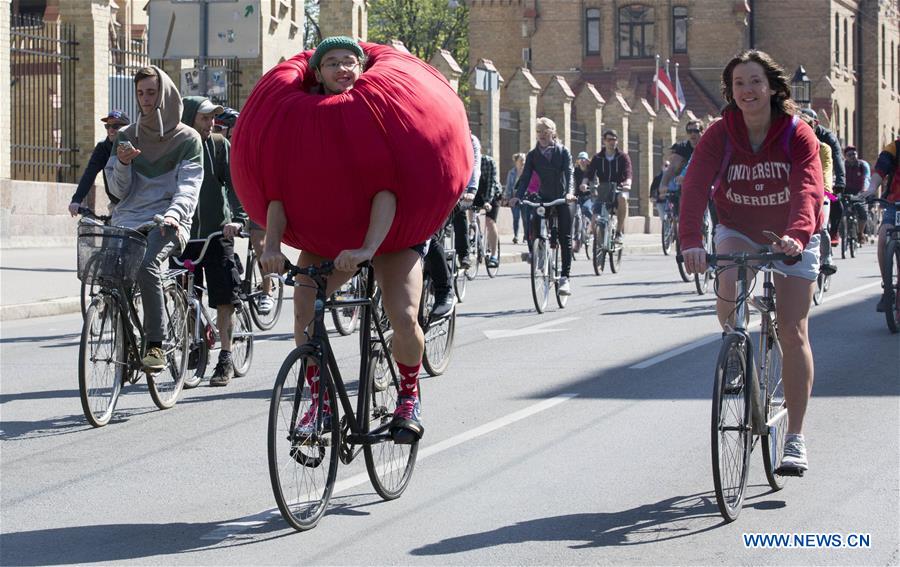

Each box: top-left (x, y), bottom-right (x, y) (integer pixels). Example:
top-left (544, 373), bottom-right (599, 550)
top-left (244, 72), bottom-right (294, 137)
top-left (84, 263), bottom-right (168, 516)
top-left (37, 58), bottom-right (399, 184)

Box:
top-left (1, 244), bottom-right (897, 565)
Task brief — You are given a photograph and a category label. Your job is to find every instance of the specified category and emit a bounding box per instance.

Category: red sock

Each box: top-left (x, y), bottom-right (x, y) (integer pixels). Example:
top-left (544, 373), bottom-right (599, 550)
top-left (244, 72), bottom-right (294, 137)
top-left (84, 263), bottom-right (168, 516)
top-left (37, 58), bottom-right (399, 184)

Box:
top-left (396, 361), bottom-right (421, 398)
top-left (305, 364), bottom-right (330, 412)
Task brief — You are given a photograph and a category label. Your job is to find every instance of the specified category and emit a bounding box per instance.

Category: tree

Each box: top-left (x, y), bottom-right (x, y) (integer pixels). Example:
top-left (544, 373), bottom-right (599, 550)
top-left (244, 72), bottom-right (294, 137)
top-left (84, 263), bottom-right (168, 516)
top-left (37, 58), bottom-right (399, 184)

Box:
top-left (304, 0), bottom-right (321, 49)
top-left (367, 0), bottom-right (469, 70)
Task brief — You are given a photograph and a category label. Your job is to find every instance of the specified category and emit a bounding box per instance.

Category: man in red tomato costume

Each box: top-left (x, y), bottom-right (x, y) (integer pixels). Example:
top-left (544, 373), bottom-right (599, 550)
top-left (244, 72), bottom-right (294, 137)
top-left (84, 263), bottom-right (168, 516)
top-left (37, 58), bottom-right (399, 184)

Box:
top-left (231, 37), bottom-right (472, 443)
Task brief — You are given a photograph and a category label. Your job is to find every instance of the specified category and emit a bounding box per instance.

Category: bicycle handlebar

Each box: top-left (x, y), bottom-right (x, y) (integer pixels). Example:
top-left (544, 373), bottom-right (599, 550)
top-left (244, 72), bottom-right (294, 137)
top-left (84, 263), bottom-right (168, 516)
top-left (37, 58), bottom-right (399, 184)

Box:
top-left (676, 251), bottom-right (793, 265)
top-left (280, 259), bottom-right (371, 287)
top-left (170, 230), bottom-right (249, 268)
top-left (521, 197), bottom-right (569, 208)
top-left (77, 206), bottom-right (111, 223)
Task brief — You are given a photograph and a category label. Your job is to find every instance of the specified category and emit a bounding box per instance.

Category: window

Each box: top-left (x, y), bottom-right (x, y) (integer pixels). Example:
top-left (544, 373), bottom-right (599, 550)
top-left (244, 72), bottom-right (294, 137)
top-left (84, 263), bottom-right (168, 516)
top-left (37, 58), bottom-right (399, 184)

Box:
top-left (834, 14), bottom-right (840, 64)
top-left (843, 18), bottom-right (848, 68)
top-left (618, 5), bottom-right (655, 59)
top-left (586, 8), bottom-right (601, 55)
top-left (893, 41), bottom-right (896, 91)
top-left (673, 7), bottom-right (688, 53)
top-left (882, 24), bottom-right (886, 79)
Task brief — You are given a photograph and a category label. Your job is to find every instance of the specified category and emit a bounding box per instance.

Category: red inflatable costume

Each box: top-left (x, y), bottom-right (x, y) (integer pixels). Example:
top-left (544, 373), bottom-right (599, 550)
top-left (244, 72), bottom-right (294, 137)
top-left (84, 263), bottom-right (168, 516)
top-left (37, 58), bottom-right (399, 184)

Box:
top-left (230, 43), bottom-right (472, 259)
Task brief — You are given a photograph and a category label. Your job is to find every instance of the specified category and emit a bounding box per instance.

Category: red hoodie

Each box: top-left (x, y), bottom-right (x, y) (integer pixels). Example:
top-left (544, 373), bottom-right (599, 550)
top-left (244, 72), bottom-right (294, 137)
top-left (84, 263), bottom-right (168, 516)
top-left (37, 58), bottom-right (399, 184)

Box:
top-left (679, 108), bottom-right (823, 250)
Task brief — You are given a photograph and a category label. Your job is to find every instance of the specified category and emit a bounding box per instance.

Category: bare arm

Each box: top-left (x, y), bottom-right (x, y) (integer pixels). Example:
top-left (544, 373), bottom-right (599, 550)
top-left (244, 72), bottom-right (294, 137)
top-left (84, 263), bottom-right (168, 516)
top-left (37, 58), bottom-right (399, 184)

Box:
top-left (260, 201), bottom-right (288, 275)
top-left (334, 190), bottom-right (397, 272)
top-left (659, 154), bottom-right (685, 195)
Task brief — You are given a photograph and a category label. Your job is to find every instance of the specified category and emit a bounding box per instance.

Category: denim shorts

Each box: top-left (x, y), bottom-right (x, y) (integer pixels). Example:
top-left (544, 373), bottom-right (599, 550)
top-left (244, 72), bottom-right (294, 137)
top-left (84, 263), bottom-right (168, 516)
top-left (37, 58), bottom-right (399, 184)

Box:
top-left (714, 225), bottom-right (820, 281)
top-left (882, 202), bottom-right (898, 226)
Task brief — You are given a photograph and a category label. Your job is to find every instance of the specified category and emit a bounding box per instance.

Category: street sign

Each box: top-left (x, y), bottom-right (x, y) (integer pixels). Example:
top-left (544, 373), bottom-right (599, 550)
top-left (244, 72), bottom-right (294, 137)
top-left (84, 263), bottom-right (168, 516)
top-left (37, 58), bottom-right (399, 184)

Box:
top-left (180, 66), bottom-right (229, 100)
top-left (148, 0), bottom-right (260, 59)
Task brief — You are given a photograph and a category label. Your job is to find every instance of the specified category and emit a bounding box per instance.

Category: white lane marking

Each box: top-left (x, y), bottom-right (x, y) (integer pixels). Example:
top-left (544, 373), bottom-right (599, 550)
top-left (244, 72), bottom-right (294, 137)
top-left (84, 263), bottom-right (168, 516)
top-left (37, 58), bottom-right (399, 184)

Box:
top-left (484, 316), bottom-right (579, 339)
top-left (199, 393), bottom-right (577, 542)
top-left (630, 280), bottom-right (883, 370)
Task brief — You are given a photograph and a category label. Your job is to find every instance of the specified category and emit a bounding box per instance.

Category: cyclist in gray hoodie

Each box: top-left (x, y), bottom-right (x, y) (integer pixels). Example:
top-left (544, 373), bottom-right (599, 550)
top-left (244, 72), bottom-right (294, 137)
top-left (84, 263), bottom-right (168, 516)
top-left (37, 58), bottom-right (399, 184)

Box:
top-left (106, 66), bottom-right (202, 371)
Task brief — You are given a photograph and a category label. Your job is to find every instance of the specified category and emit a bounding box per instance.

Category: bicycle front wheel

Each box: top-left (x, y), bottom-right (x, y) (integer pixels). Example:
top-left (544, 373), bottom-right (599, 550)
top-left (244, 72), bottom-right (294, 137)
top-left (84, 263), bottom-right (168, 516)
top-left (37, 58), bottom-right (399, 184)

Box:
top-left (465, 224), bottom-right (480, 280)
top-left (661, 214), bottom-right (673, 255)
top-left (269, 346), bottom-right (339, 531)
top-left (231, 304), bottom-right (255, 377)
top-left (608, 217), bottom-right (621, 274)
top-left (711, 334), bottom-right (752, 522)
top-left (183, 305), bottom-right (208, 389)
top-left (593, 223), bottom-right (606, 275)
top-left (675, 238), bottom-right (691, 282)
top-left (839, 217), bottom-right (848, 259)
top-left (812, 272), bottom-right (825, 306)
top-left (364, 346), bottom-right (419, 500)
top-left (486, 238), bottom-right (501, 278)
top-left (147, 282), bottom-right (189, 410)
top-left (421, 279), bottom-right (455, 376)
top-left (530, 238), bottom-right (550, 313)
top-left (249, 255), bottom-right (285, 331)
top-left (79, 296), bottom-right (125, 427)
top-left (760, 325), bottom-right (787, 491)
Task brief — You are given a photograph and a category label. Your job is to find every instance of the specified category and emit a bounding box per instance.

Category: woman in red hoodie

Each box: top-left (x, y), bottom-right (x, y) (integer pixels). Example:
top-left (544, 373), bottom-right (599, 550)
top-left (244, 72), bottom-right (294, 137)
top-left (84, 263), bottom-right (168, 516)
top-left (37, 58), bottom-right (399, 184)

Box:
top-left (680, 50), bottom-right (823, 475)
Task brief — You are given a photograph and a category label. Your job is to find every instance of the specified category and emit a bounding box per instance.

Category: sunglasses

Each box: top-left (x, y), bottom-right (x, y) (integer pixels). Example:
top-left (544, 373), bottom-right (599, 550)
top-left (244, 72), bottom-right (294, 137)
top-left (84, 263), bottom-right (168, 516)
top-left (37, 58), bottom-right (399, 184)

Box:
top-left (687, 129), bottom-right (702, 134)
top-left (605, 137), bottom-right (618, 142)
top-left (105, 124), bottom-right (123, 130)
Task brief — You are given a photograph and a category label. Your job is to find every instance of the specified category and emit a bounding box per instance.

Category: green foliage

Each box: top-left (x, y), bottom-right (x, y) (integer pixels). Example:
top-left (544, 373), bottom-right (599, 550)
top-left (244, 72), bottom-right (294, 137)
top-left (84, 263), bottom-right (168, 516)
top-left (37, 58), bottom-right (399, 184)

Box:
top-left (367, 0), bottom-right (469, 71)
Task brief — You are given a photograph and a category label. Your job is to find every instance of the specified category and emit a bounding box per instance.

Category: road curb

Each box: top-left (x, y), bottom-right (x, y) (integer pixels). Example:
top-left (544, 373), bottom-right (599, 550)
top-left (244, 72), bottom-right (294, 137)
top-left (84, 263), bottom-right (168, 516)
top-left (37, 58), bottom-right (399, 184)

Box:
top-left (1, 297), bottom-right (81, 322)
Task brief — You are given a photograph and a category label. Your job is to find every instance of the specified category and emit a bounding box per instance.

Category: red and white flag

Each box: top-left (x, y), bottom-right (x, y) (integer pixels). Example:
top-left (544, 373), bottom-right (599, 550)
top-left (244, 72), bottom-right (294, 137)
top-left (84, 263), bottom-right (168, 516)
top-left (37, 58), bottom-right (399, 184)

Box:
top-left (654, 68), bottom-right (678, 114)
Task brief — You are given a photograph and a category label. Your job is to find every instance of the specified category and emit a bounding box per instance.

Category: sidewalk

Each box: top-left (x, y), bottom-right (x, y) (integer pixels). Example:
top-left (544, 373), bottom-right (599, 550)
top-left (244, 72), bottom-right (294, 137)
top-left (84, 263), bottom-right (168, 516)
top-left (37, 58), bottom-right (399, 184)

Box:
top-left (0, 234), bottom-right (660, 321)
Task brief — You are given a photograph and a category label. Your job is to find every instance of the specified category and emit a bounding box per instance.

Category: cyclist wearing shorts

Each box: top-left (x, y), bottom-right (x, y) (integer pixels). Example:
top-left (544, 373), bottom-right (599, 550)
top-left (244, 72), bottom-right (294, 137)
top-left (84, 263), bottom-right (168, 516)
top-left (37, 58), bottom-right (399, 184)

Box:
top-left (178, 96), bottom-right (248, 386)
top-left (476, 152), bottom-right (502, 268)
top-left (260, 37), bottom-right (435, 443)
top-left (105, 66), bottom-right (202, 371)
top-left (861, 137), bottom-right (900, 312)
top-left (680, 50), bottom-right (824, 475)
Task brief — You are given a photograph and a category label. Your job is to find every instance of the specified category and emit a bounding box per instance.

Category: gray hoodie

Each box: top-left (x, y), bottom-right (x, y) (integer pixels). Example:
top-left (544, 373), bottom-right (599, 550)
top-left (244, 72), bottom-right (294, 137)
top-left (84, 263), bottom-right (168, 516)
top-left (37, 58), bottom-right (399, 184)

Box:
top-left (107, 66), bottom-right (202, 241)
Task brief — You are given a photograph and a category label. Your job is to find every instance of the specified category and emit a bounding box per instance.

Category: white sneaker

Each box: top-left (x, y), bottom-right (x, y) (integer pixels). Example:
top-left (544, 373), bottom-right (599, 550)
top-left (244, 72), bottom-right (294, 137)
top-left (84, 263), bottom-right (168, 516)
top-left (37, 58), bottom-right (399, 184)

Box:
top-left (780, 434), bottom-right (808, 473)
top-left (558, 277), bottom-right (571, 296)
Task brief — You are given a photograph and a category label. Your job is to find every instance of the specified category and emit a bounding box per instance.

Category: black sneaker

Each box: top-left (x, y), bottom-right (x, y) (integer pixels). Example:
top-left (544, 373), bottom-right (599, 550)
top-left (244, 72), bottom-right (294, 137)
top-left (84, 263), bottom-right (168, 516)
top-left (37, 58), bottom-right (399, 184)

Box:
top-left (820, 263), bottom-right (837, 276)
top-left (876, 293), bottom-right (890, 313)
top-left (210, 358), bottom-right (234, 387)
top-left (459, 255), bottom-right (472, 269)
top-left (430, 288), bottom-right (456, 319)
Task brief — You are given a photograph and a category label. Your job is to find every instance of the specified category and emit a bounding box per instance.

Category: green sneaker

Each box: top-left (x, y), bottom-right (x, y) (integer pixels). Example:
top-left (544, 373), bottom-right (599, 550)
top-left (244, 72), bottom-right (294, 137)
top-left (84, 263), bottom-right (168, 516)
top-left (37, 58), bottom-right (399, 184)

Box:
top-left (142, 347), bottom-right (166, 372)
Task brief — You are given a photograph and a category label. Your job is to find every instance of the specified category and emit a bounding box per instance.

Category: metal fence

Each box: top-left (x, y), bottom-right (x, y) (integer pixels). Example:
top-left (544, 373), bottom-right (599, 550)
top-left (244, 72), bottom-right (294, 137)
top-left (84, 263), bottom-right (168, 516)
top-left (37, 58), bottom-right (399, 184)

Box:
top-left (109, 37), bottom-right (155, 122)
top-left (10, 13), bottom-right (79, 183)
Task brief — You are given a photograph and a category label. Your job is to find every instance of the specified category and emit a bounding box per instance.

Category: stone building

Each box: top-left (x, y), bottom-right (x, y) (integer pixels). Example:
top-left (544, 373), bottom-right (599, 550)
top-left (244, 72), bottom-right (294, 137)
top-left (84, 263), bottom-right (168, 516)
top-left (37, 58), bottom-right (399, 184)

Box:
top-left (469, 0), bottom-right (899, 164)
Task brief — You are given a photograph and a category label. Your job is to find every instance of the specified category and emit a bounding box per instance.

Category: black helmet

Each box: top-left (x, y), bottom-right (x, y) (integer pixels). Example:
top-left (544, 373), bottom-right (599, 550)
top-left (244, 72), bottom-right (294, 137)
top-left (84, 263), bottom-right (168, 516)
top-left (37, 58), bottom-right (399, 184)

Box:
top-left (215, 107), bottom-right (239, 128)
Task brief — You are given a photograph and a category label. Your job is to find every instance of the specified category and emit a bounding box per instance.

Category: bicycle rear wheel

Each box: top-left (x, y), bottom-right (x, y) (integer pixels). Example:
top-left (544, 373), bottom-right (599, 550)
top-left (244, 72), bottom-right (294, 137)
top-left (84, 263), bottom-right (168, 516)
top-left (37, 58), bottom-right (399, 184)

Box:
top-left (183, 305), bottom-right (208, 389)
top-left (711, 334), bottom-right (752, 522)
top-left (849, 228), bottom-right (857, 258)
top-left (885, 244), bottom-right (900, 334)
top-left (421, 277), bottom-right (455, 377)
top-left (231, 304), bottom-right (254, 377)
top-left (79, 295), bottom-right (125, 427)
top-left (530, 238), bottom-right (550, 313)
top-left (268, 346), bottom-right (339, 531)
top-left (465, 223), bottom-right (480, 280)
top-left (661, 214), bottom-right (673, 255)
top-left (760, 326), bottom-right (787, 490)
top-left (364, 346), bottom-right (419, 500)
top-left (249, 255), bottom-right (284, 331)
top-left (583, 224), bottom-right (593, 260)
top-left (147, 282), bottom-right (189, 410)
top-left (331, 274), bottom-right (361, 336)
top-left (839, 217), bottom-right (848, 259)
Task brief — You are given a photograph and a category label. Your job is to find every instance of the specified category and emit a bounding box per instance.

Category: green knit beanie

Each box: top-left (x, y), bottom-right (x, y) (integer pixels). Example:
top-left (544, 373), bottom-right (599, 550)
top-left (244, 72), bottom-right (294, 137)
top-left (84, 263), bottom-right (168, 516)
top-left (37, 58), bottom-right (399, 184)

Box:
top-left (310, 36), bottom-right (364, 69)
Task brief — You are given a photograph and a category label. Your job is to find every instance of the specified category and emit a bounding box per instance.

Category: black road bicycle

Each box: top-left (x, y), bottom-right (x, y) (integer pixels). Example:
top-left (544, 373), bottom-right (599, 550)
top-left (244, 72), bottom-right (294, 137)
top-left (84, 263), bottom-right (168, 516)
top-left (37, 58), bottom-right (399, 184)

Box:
top-left (268, 261), bottom-right (417, 531)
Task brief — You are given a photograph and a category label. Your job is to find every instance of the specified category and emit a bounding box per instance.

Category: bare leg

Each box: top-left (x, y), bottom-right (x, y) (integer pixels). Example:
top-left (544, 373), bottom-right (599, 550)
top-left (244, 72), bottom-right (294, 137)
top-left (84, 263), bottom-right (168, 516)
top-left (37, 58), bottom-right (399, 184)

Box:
top-left (486, 218), bottom-right (498, 257)
top-left (216, 304), bottom-right (234, 351)
top-left (250, 228), bottom-right (272, 295)
top-left (372, 249), bottom-right (424, 366)
top-left (773, 273), bottom-right (815, 434)
top-left (292, 250), bottom-right (354, 347)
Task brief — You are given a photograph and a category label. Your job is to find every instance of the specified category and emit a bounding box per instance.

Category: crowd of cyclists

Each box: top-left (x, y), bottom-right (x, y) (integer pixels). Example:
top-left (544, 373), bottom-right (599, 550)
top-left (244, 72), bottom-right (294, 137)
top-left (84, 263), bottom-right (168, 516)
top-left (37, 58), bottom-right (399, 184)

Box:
top-left (71, 38), bottom-right (898, 505)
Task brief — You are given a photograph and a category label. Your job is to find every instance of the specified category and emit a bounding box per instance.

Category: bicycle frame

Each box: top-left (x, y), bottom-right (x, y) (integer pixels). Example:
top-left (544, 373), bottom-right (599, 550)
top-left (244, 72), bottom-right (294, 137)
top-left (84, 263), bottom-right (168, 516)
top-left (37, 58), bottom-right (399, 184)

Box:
top-left (291, 264), bottom-right (400, 452)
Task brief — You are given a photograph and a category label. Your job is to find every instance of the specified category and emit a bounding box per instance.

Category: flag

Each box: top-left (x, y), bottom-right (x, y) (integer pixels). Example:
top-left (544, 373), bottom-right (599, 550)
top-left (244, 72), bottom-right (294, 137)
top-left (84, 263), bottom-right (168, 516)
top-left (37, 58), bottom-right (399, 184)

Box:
top-left (654, 67), bottom-right (678, 114)
top-left (675, 64), bottom-right (687, 115)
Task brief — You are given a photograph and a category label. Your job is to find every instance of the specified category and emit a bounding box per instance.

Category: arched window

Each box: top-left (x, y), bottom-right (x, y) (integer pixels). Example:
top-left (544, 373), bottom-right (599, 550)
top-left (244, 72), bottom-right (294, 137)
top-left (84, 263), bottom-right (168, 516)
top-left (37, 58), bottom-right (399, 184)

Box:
top-left (835, 14), bottom-right (840, 64)
top-left (618, 5), bottom-right (655, 59)
top-left (586, 8), bottom-right (601, 55)
top-left (673, 6), bottom-right (688, 53)
top-left (843, 18), bottom-right (848, 68)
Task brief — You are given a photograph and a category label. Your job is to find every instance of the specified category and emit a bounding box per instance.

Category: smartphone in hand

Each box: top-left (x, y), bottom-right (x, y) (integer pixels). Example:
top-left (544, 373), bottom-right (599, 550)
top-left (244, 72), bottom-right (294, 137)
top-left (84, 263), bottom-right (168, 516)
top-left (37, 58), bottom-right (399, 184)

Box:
top-left (118, 141), bottom-right (135, 152)
top-left (762, 230), bottom-right (781, 244)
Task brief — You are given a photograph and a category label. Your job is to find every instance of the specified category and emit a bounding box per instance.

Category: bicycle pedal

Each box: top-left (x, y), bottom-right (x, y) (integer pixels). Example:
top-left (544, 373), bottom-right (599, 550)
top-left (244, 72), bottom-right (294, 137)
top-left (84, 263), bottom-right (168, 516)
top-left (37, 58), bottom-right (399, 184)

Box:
top-left (774, 465), bottom-right (805, 478)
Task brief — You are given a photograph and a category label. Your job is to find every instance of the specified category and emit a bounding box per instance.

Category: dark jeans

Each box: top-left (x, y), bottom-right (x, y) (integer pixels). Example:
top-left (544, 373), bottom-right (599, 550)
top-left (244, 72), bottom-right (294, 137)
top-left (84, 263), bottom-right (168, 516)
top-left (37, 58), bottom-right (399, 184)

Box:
top-left (530, 203), bottom-right (572, 277)
top-left (511, 203), bottom-right (522, 238)
top-left (425, 232), bottom-right (451, 294)
top-left (452, 208), bottom-right (469, 258)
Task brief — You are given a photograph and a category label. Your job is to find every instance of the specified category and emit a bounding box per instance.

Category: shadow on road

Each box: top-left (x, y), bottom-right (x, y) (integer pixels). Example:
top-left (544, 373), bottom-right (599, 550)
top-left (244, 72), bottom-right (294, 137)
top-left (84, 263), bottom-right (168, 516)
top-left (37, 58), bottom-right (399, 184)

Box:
top-left (411, 491), bottom-right (728, 555)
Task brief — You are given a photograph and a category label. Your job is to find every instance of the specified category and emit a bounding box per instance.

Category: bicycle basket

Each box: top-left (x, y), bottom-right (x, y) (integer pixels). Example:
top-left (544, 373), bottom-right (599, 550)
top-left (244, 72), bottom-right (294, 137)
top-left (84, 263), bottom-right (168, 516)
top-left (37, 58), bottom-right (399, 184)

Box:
top-left (594, 182), bottom-right (618, 206)
top-left (77, 224), bottom-right (148, 286)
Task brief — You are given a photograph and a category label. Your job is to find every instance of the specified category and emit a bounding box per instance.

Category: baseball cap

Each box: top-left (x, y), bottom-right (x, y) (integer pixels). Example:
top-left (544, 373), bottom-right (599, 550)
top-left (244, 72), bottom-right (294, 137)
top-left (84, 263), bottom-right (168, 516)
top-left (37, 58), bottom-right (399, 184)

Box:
top-left (197, 99), bottom-right (225, 116)
top-left (577, 151), bottom-right (590, 160)
top-left (799, 108), bottom-right (818, 121)
top-left (101, 110), bottom-right (130, 124)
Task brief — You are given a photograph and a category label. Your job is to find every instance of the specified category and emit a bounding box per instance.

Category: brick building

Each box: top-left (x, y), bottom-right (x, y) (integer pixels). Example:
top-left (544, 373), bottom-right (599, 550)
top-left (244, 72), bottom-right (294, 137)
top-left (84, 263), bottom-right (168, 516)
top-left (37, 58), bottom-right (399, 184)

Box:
top-left (469, 0), bottom-right (899, 164)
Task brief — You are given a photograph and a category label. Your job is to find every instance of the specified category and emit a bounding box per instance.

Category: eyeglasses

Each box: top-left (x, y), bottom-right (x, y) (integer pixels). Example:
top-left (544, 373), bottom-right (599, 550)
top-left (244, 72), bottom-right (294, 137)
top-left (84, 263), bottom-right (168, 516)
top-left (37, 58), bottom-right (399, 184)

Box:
top-left (105, 124), bottom-right (123, 131)
top-left (322, 59), bottom-right (360, 71)
top-left (686, 129), bottom-right (702, 134)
